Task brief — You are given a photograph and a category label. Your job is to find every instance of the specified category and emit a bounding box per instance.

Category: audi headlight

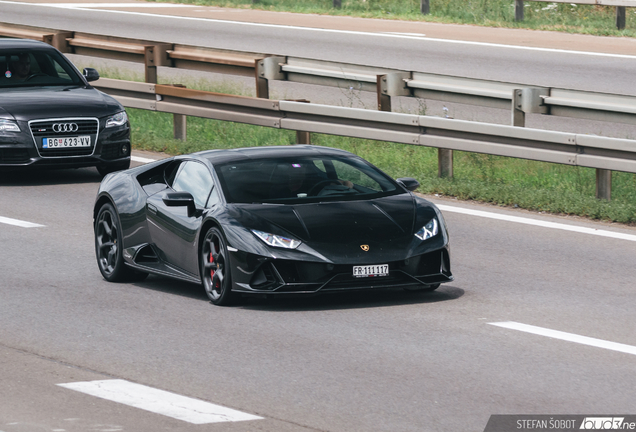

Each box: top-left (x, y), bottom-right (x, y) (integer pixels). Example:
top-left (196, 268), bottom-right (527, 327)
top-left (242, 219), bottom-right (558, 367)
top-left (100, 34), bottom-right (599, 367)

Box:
top-left (105, 111), bottom-right (128, 128)
top-left (414, 218), bottom-right (438, 241)
top-left (252, 230), bottom-right (301, 249)
top-left (0, 119), bottom-right (20, 133)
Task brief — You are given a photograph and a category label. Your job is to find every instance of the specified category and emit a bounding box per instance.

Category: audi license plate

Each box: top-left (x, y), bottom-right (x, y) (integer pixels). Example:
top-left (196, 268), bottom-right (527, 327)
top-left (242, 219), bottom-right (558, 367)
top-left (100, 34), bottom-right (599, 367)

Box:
top-left (43, 136), bottom-right (91, 148)
top-left (353, 264), bottom-right (389, 278)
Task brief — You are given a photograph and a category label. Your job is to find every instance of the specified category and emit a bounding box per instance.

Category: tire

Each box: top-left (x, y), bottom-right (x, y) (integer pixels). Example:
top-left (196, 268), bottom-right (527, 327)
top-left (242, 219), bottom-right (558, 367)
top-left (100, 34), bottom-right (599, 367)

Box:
top-left (97, 159), bottom-right (131, 177)
top-left (95, 203), bottom-right (147, 282)
top-left (201, 227), bottom-right (236, 306)
top-left (403, 283), bottom-right (440, 292)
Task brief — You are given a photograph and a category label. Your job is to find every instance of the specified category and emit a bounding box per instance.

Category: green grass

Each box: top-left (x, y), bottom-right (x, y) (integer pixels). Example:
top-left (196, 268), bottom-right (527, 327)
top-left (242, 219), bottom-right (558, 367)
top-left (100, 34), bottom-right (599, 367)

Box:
top-left (146, 0), bottom-right (636, 37)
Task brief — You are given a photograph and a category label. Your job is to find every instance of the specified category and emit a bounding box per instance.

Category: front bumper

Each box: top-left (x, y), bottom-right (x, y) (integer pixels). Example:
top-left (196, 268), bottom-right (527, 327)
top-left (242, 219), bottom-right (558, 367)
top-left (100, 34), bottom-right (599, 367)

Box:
top-left (230, 246), bottom-right (453, 295)
top-left (0, 119), bottom-right (130, 169)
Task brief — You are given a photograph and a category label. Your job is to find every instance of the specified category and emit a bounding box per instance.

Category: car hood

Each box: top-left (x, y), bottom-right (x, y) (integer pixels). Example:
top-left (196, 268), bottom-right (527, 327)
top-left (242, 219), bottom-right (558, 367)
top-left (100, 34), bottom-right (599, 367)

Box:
top-left (0, 86), bottom-right (121, 120)
top-left (229, 194), bottom-right (438, 261)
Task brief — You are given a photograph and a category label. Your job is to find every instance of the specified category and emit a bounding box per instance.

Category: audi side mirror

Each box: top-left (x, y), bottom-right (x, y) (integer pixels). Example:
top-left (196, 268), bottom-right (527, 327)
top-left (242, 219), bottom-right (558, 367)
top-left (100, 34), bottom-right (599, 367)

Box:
top-left (83, 68), bottom-right (100, 82)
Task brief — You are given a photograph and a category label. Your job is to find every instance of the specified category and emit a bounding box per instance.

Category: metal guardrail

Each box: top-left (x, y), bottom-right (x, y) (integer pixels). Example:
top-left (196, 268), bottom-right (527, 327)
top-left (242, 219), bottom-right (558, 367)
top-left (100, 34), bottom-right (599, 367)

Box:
top-left (93, 78), bottom-right (636, 177)
top-left (2, 22), bottom-right (635, 199)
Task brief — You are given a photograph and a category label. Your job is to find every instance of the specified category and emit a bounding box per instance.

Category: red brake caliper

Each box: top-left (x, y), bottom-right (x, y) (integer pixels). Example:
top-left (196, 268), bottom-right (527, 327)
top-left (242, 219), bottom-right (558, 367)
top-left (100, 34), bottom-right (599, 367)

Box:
top-left (209, 253), bottom-right (220, 288)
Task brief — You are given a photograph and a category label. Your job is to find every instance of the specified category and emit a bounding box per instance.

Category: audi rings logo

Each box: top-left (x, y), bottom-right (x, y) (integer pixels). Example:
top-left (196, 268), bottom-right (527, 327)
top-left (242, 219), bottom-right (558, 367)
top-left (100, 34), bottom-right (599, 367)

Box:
top-left (52, 123), bottom-right (79, 133)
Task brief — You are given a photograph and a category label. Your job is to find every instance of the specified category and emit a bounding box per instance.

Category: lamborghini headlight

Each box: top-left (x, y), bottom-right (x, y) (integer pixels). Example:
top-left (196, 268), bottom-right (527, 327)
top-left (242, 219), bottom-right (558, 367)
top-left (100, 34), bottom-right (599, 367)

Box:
top-left (252, 230), bottom-right (301, 249)
top-left (0, 119), bottom-right (20, 133)
top-left (105, 111), bottom-right (128, 128)
top-left (414, 218), bottom-right (438, 241)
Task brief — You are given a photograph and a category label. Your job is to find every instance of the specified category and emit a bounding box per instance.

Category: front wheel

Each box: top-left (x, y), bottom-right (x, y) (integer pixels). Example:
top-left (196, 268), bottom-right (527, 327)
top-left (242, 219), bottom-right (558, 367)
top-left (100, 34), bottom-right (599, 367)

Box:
top-left (201, 227), bottom-right (236, 306)
top-left (95, 203), bottom-right (147, 282)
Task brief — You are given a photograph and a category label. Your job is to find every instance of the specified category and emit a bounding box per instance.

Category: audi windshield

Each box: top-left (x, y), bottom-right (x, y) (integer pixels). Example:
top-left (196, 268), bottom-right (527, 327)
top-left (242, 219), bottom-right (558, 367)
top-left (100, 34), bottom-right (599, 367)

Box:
top-left (0, 49), bottom-right (83, 88)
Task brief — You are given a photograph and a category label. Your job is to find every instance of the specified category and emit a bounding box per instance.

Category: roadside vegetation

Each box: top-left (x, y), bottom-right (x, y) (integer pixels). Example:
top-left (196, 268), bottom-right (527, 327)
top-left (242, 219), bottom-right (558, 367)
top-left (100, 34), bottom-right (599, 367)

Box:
top-left (147, 0), bottom-right (636, 37)
top-left (78, 64), bottom-right (636, 225)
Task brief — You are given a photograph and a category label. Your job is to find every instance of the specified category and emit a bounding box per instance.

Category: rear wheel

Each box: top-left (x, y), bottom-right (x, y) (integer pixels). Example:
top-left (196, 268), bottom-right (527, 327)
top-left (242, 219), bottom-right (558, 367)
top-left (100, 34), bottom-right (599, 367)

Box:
top-left (95, 203), bottom-right (147, 282)
top-left (403, 283), bottom-right (440, 292)
top-left (201, 227), bottom-right (236, 305)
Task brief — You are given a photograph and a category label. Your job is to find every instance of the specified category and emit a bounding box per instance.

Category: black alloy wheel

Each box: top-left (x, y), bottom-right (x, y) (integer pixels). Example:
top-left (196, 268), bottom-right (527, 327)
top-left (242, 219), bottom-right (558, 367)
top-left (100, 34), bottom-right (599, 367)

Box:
top-left (95, 203), bottom-right (147, 282)
top-left (201, 227), bottom-right (236, 305)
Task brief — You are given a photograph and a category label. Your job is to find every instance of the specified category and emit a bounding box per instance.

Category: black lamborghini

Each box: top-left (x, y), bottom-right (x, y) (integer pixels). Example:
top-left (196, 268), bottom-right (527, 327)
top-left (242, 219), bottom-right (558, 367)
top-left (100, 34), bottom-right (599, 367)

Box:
top-left (93, 145), bottom-right (453, 305)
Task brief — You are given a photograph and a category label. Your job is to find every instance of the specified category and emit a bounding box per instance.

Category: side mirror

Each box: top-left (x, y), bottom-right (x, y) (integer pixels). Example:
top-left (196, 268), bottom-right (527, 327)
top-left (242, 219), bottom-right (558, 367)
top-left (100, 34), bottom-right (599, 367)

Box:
top-left (396, 177), bottom-right (420, 192)
top-left (163, 191), bottom-right (196, 217)
top-left (83, 68), bottom-right (100, 82)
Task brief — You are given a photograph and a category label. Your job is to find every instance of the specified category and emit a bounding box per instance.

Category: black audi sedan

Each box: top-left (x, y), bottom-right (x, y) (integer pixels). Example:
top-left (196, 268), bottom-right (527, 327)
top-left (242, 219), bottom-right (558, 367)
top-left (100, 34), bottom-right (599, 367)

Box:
top-left (0, 39), bottom-right (130, 175)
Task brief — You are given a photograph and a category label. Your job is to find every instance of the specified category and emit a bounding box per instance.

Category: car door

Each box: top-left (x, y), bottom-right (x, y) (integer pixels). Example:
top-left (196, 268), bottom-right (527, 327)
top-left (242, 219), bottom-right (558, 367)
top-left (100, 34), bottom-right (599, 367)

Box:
top-left (146, 160), bottom-right (215, 277)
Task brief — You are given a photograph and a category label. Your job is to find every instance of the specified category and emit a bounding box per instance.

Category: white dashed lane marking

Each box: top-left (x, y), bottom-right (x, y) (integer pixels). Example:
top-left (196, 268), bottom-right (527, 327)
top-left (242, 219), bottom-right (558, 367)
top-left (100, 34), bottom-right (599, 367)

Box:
top-left (437, 204), bottom-right (636, 243)
top-left (490, 322), bottom-right (636, 356)
top-left (0, 216), bottom-right (45, 228)
top-left (58, 379), bottom-right (263, 424)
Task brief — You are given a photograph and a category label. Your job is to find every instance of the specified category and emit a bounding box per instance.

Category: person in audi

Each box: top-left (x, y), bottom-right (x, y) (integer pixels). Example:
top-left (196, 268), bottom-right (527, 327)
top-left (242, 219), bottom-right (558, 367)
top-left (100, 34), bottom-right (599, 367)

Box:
top-left (0, 39), bottom-right (131, 175)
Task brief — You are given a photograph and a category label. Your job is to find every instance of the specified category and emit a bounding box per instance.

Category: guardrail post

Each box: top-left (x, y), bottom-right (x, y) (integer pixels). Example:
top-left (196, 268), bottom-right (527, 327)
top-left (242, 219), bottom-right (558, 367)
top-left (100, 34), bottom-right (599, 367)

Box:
top-left (438, 149), bottom-right (453, 179)
top-left (515, 0), bottom-right (524, 21)
top-left (51, 31), bottom-right (74, 53)
top-left (596, 169), bottom-right (612, 201)
top-left (512, 89), bottom-right (526, 127)
top-left (256, 56), bottom-right (286, 99)
top-left (377, 73), bottom-right (411, 112)
top-left (420, 0), bottom-right (430, 14)
top-left (333, 0), bottom-right (341, 8)
top-left (174, 114), bottom-right (187, 141)
top-left (512, 87), bottom-right (549, 127)
top-left (616, 7), bottom-right (626, 30)
top-left (296, 131), bottom-right (311, 144)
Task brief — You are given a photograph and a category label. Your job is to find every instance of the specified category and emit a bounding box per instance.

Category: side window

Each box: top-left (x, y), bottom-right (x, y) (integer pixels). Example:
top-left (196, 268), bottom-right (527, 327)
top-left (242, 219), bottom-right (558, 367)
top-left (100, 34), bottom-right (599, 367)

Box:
top-left (172, 161), bottom-right (214, 207)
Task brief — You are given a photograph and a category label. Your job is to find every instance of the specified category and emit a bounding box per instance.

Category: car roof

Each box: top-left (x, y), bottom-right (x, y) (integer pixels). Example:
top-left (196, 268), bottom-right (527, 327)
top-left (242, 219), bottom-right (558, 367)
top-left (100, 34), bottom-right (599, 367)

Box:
top-left (195, 145), bottom-right (356, 165)
top-left (0, 39), bottom-right (56, 50)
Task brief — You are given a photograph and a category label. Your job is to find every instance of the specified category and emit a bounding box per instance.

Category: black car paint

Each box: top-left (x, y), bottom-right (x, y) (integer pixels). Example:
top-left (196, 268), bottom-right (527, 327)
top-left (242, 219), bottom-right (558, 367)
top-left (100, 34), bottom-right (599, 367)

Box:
top-left (95, 146), bottom-right (453, 297)
top-left (0, 39), bottom-right (130, 172)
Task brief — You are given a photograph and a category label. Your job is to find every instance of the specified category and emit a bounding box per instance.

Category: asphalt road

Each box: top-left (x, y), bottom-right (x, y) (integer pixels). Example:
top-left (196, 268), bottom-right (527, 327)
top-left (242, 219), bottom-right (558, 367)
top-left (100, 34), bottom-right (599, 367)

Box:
top-left (2, 0), bottom-right (636, 94)
top-left (2, 4), bottom-right (636, 431)
top-left (1, 156), bottom-right (636, 431)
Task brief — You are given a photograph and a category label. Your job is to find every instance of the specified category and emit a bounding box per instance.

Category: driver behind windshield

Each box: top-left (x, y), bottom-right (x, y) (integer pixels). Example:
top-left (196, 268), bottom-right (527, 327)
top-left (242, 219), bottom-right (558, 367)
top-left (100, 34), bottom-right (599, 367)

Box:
top-left (6, 53), bottom-right (32, 81)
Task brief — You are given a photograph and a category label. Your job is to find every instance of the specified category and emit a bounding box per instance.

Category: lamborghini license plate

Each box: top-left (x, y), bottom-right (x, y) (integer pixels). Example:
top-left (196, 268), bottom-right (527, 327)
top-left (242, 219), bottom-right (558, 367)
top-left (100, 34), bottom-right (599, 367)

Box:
top-left (353, 264), bottom-right (389, 278)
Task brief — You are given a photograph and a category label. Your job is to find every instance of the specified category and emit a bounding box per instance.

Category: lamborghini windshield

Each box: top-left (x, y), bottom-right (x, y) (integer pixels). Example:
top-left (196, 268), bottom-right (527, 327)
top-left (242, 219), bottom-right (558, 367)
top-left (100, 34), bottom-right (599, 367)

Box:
top-left (0, 49), bottom-right (83, 88)
top-left (215, 154), bottom-right (400, 204)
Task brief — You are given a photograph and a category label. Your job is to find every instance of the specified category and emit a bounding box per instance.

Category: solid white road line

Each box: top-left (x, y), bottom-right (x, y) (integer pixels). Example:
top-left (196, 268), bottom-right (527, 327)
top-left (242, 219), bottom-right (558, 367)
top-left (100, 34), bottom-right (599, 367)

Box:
top-left (33, 2), bottom-right (196, 7)
top-left (3, 0), bottom-right (636, 60)
top-left (131, 155), bottom-right (159, 164)
top-left (0, 216), bottom-right (44, 228)
top-left (436, 204), bottom-right (636, 243)
top-left (57, 379), bottom-right (263, 424)
top-left (489, 321), bottom-right (636, 356)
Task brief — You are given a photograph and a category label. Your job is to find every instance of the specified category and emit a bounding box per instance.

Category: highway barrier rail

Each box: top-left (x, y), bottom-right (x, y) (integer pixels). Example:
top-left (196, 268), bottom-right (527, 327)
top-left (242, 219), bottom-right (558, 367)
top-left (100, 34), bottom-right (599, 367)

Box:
top-left (1, 22), bottom-right (635, 200)
top-left (95, 78), bottom-right (636, 200)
